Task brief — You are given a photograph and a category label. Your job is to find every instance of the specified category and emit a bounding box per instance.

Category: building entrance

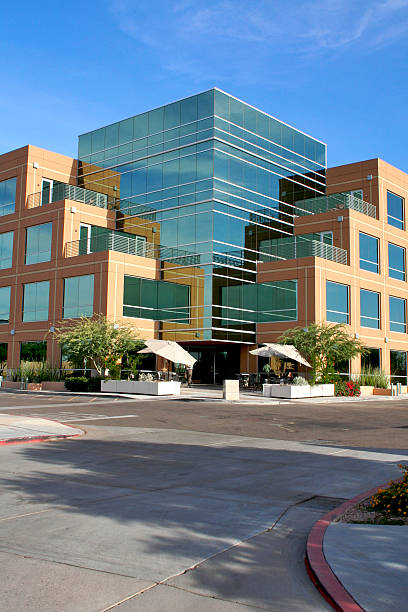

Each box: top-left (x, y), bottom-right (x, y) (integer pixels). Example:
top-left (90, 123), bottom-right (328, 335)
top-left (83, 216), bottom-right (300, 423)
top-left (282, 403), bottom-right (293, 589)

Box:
top-left (182, 345), bottom-right (241, 385)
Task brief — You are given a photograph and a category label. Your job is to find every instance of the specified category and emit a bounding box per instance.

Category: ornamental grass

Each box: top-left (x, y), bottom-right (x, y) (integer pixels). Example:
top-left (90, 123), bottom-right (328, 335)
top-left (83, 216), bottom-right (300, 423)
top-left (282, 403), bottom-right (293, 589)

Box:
top-left (368, 464), bottom-right (408, 518)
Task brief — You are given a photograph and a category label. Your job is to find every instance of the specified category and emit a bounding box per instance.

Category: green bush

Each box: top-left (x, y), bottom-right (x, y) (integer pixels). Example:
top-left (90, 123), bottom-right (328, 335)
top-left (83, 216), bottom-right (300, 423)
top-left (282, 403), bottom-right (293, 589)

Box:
top-left (335, 380), bottom-right (361, 396)
top-left (368, 464), bottom-right (408, 518)
top-left (11, 362), bottom-right (61, 383)
top-left (88, 377), bottom-right (103, 392)
top-left (64, 377), bottom-right (90, 392)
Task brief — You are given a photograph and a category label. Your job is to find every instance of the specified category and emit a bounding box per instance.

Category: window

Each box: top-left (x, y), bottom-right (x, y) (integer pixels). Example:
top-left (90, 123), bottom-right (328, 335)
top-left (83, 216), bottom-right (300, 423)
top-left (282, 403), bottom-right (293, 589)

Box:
top-left (20, 341), bottom-right (47, 362)
top-left (79, 223), bottom-right (91, 255)
top-left (387, 191), bottom-right (404, 230)
top-left (63, 275), bottom-right (94, 319)
top-left (360, 289), bottom-right (380, 328)
top-left (389, 296), bottom-right (406, 333)
top-left (0, 232), bottom-right (13, 269)
top-left (25, 223), bottom-right (52, 265)
top-left (0, 343), bottom-right (7, 367)
top-left (361, 348), bottom-right (380, 370)
top-left (359, 232), bottom-right (379, 273)
top-left (22, 281), bottom-right (50, 322)
top-left (390, 350), bottom-right (407, 384)
top-left (123, 276), bottom-right (190, 323)
top-left (0, 177), bottom-right (16, 216)
top-left (0, 286), bottom-right (11, 323)
top-left (41, 179), bottom-right (53, 205)
top-left (326, 281), bottom-right (349, 323)
top-left (388, 243), bottom-right (405, 281)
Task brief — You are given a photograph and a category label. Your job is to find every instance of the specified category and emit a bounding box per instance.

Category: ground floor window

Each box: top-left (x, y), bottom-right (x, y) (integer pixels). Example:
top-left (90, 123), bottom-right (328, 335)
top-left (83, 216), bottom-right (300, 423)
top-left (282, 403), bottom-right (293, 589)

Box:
top-left (361, 348), bottom-right (381, 370)
top-left (20, 341), bottom-right (47, 362)
top-left (0, 342), bottom-right (7, 368)
top-left (390, 350), bottom-right (407, 385)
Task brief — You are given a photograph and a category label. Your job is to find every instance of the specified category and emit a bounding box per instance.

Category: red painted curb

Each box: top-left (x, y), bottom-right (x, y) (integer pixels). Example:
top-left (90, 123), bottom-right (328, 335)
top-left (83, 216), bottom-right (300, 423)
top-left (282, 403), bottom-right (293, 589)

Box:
top-left (0, 432), bottom-right (82, 445)
top-left (305, 484), bottom-right (388, 612)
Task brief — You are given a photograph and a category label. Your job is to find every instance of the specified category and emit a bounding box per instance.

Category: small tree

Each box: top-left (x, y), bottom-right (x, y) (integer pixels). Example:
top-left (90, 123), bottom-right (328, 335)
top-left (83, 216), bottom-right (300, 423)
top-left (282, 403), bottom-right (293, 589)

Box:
top-left (279, 322), bottom-right (366, 384)
top-left (54, 314), bottom-right (143, 376)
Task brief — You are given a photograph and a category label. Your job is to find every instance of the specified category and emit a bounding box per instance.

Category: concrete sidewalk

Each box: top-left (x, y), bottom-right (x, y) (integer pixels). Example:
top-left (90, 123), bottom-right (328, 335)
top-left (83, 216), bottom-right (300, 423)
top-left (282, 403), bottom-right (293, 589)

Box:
top-left (307, 488), bottom-right (408, 611)
top-left (0, 414), bottom-right (83, 444)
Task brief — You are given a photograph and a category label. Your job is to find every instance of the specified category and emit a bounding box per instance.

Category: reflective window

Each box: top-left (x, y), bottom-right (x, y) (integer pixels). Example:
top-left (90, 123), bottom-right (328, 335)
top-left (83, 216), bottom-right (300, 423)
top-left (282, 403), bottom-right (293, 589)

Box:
top-left (0, 177), bottom-right (16, 216)
top-left (123, 276), bottom-right (190, 323)
top-left (390, 350), bottom-right (407, 384)
top-left (20, 341), bottom-right (47, 362)
top-left (388, 243), bottom-right (405, 281)
top-left (361, 347), bottom-right (380, 370)
top-left (63, 275), bottom-right (94, 319)
top-left (389, 296), bottom-right (406, 333)
top-left (0, 232), bottom-right (13, 269)
top-left (359, 232), bottom-right (379, 273)
top-left (0, 342), bottom-right (7, 367)
top-left (326, 281), bottom-right (349, 323)
top-left (387, 191), bottom-right (404, 230)
top-left (0, 286), bottom-right (11, 323)
top-left (22, 281), bottom-right (50, 322)
top-left (360, 289), bottom-right (380, 328)
top-left (25, 223), bottom-right (52, 265)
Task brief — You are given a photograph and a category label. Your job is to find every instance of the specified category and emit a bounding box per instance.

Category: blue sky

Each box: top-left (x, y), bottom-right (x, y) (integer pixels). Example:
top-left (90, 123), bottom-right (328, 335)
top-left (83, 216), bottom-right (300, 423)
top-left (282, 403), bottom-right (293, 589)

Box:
top-left (2, 0), bottom-right (408, 170)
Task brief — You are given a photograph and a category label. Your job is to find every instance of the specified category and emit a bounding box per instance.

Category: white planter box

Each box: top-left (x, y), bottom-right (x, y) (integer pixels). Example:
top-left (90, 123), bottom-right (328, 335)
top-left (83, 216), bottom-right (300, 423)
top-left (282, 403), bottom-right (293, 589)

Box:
top-left (263, 383), bottom-right (334, 399)
top-left (263, 384), bottom-right (310, 398)
top-left (101, 380), bottom-right (181, 396)
top-left (309, 384), bottom-right (334, 397)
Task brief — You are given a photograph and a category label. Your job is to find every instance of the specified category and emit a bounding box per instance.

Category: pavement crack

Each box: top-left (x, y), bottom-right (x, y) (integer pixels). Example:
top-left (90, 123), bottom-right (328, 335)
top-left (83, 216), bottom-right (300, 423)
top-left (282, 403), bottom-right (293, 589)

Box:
top-left (162, 583), bottom-right (277, 611)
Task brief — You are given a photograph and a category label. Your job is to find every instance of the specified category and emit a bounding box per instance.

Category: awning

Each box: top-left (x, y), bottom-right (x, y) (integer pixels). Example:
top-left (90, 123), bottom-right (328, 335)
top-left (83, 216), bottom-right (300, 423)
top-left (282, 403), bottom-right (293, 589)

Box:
top-left (249, 343), bottom-right (311, 367)
top-left (138, 340), bottom-right (197, 368)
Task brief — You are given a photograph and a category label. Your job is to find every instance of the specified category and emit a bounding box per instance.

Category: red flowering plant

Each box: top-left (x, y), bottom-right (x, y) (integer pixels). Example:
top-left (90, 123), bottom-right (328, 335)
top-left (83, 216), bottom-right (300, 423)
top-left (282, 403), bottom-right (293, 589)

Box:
top-left (335, 380), bottom-right (361, 396)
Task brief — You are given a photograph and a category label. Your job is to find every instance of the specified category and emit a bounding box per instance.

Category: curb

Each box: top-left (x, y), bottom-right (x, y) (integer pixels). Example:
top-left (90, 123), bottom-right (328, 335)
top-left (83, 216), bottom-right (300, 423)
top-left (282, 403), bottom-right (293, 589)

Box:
top-left (305, 484), bottom-right (383, 612)
top-left (0, 431), bottom-right (83, 445)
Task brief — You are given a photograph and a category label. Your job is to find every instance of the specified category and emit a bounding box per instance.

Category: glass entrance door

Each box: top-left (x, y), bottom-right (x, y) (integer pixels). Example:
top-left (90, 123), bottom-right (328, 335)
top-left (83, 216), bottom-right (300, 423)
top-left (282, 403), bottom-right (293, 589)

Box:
top-left (41, 179), bottom-right (53, 205)
top-left (79, 224), bottom-right (91, 255)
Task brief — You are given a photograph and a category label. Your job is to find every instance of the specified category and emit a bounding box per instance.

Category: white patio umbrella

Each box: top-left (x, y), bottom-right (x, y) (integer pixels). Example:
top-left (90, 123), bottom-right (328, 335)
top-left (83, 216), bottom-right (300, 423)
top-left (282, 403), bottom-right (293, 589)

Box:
top-left (249, 343), bottom-right (311, 368)
top-left (138, 340), bottom-right (196, 368)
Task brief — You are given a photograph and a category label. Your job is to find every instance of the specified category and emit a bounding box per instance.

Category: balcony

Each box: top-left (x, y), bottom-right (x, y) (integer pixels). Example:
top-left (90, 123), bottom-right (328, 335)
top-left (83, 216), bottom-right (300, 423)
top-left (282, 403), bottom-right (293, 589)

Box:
top-left (27, 182), bottom-right (111, 209)
top-left (295, 192), bottom-right (376, 218)
top-left (65, 229), bottom-right (200, 266)
top-left (259, 237), bottom-right (348, 265)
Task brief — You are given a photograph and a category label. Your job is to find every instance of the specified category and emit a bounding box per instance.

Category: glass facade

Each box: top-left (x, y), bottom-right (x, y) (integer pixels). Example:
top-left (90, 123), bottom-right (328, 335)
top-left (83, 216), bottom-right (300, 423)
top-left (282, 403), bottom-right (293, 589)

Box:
top-left (63, 275), bottom-right (94, 318)
top-left (22, 281), bottom-right (50, 322)
top-left (326, 281), bottom-right (349, 323)
top-left (78, 89), bottom-right (326, 343)
top-left (387, 191), bottom-right (404, 230)
top-left (0, 286), bottom-right (11, 323)
top-left (25, 223), bottom-right (52, 265)
top-left (359, 232), bottom-right (379, 273)
top-left (0, 177), bottom-right (16, 216)
top-left (388, 243), bottom-right (405, 281)
top-left (0, 232), bottom-right (13, 269)
top-left (362, 348), bottom-right (380, 370)
top-left (360, 289), bottom-right (380, 328)
top-left (389, 296), bottom-right (406, 333)
top-left (123, 276), bottom-right (190, 324)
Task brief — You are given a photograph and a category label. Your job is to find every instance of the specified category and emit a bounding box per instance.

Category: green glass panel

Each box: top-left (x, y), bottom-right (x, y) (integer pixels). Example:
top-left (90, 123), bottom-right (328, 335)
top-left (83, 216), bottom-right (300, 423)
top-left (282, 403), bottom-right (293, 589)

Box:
top-left (387, 191), bottom-right (404, 229)
top-left (359, 233), bottom-right (379, 273)
top-left (389, 296), bottom-right (406, 333)
top-left (25, 223), bottom-right (52, 265)
top-left (0, 177), bottom-right (16, 216)
top-left (360, 289), bottom-right (380, 329)
top-left (197, 90), bottom-right (214, 119)
top-left (63, 275), bottom-right (94, 319)
top-left (23, 281), bottom-right (49, 322)
top-left (0, 286), bottom-right (10, 323)
top-left (326, 281), bottom-right (349, 323)
top-left (388, 243), bottom-right (405, 281)
top-left (0, 232), bottom-right (13, 269)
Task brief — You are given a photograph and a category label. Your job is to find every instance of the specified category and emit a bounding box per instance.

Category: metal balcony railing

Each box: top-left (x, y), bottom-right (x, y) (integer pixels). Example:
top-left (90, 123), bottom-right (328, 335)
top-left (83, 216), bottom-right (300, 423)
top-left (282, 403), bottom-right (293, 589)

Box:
top-left (259, 238), bottom-right (348, 265)
top-left (295, 193), bottom-right (376, 218)
top-left (27, 182), bottom-right (110, 209)
top-left (65, 231), bottom-right (201, 266)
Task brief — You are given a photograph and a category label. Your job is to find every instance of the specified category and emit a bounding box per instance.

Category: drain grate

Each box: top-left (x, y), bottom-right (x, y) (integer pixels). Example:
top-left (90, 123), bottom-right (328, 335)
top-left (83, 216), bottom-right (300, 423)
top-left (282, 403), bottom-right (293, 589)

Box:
top-left (298, 495), bottom-right (348, 512)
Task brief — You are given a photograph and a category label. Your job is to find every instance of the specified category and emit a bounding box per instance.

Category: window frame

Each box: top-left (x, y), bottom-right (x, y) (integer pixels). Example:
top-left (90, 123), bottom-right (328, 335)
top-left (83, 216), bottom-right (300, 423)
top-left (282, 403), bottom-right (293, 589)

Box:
top-left (326, 280), bottom-right (350, 324)
top-left (389, 295), bottom-right (407, 334)
top-left (25, 222), bottom-right (53, 265)
top-left (387, 190), bottom-right (405, 230)
top-left (22, 280), bottom-right (50, 322)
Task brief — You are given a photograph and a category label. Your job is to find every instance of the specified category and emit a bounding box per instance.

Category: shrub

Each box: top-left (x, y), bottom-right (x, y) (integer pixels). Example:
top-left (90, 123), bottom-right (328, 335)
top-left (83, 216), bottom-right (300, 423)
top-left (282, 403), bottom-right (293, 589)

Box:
top-left (10, 362), bottom-right (61, 383)
top-left (293, 376), bottom-right (309, 386)
top-left (64, 377), bottom-right (90, 392)
top-left (88, 377), bottom-right (103, 392)
top-left (359, 366), bottom-right (389, 388)
top-left (368, 465), bottom-right (408, 518)
top-left (335, 380), bottom-right (361, 397)
top-left (139, 372), bottom-right (154, 382)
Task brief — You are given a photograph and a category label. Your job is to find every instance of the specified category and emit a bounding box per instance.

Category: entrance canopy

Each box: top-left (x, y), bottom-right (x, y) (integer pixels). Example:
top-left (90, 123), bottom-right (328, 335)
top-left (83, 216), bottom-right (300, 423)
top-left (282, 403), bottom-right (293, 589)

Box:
top-left (249, 343), bottom-right (311, 368)
top-left (138, 340), bottom-right (197, 368)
